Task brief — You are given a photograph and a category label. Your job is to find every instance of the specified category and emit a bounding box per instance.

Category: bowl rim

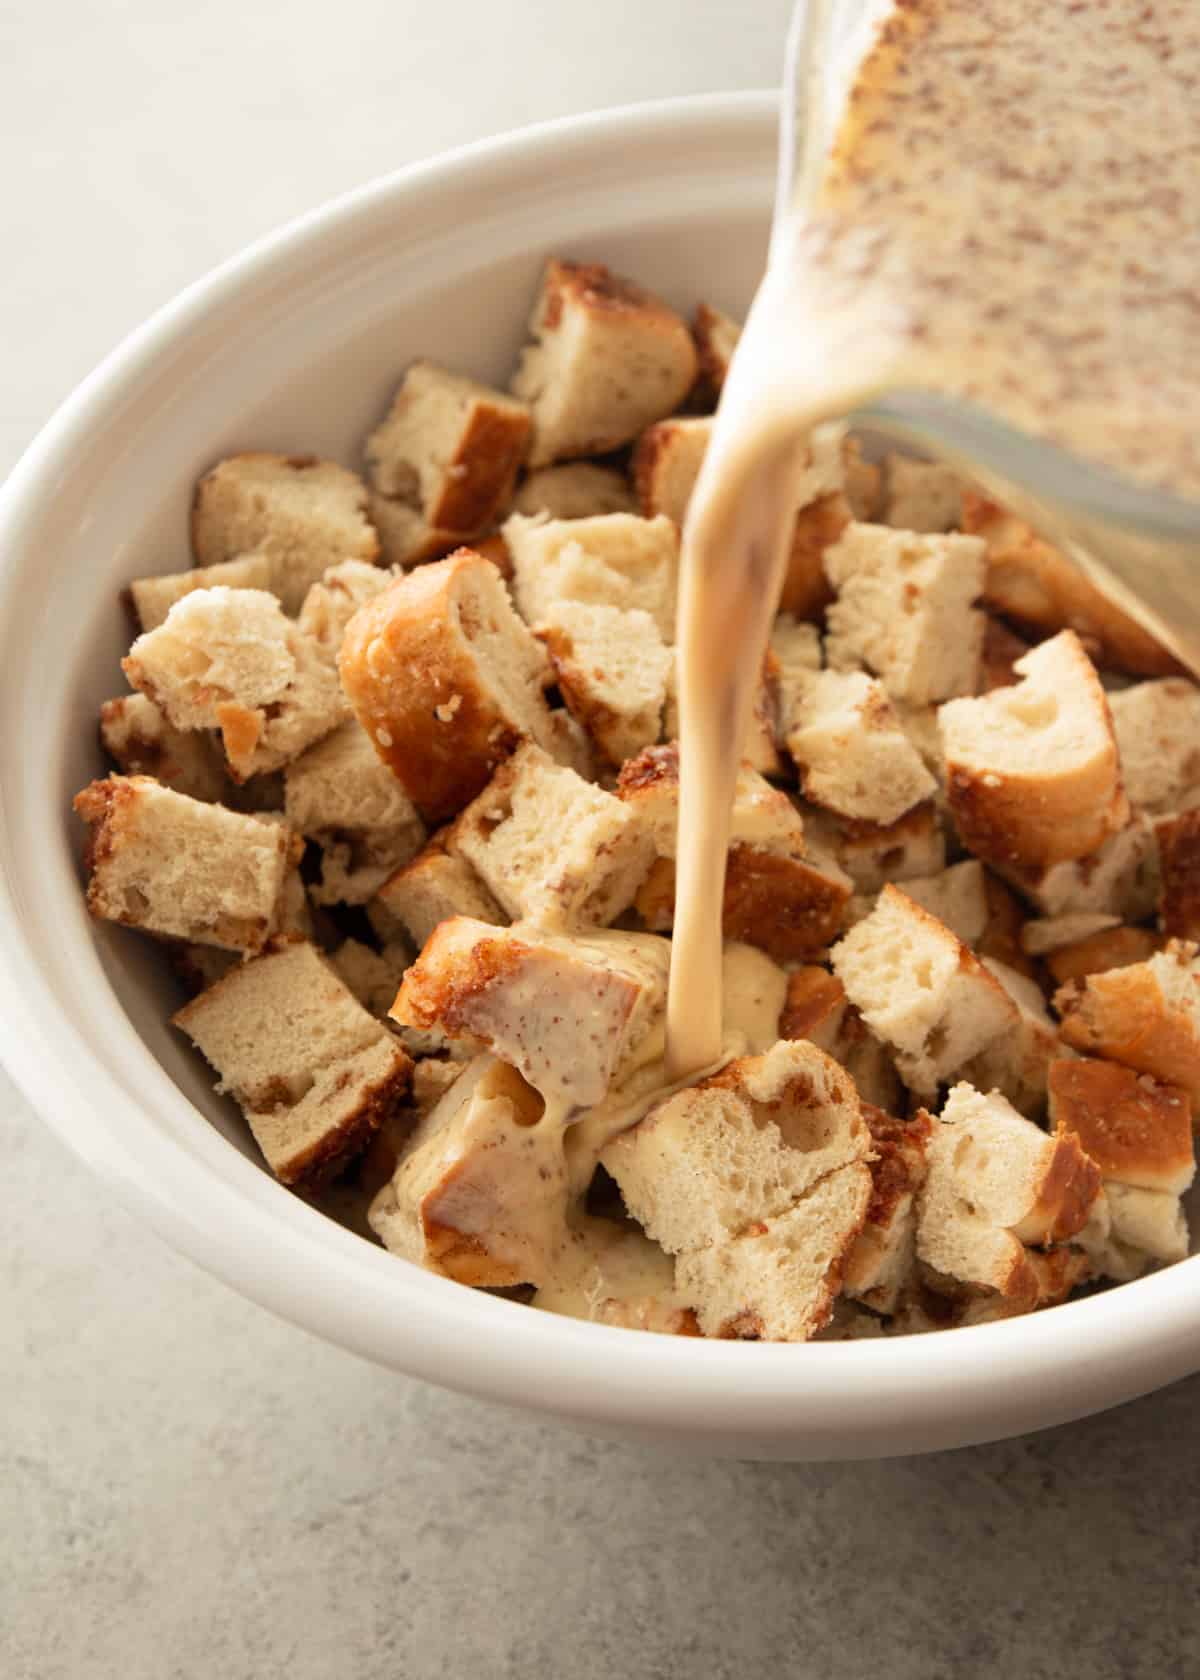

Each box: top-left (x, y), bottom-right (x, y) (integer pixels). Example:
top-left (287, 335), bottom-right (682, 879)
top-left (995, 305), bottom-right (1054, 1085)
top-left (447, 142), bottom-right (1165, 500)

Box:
top-left (2, 89), bottom-right (1197, 1453)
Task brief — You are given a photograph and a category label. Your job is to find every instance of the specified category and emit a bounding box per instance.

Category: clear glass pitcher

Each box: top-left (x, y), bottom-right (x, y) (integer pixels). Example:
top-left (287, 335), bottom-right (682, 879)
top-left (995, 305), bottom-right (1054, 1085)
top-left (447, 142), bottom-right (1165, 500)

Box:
top-left (777, 0), bottom-right (1200, 676)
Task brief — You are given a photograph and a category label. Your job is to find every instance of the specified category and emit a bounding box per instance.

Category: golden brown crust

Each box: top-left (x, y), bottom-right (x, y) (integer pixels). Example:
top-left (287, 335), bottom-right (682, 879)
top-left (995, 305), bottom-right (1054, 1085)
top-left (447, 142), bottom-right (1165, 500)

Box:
top-left (472, 531), bottom-right (513, 581)
top-left (962, 491), bottom-right (1180, 677)
top-left (778, 967), bottom-right (847, 1042)
top-left (616, 740), bottom-right (678, 797)
top-left (635, 848), bottom-right (849, 962)
top-left (778, 493), bottom-right (852, 620)
top-left (284, 1055), bottom-right (412, 1191)
top-left (1045, 924), bottom-right (1162, 987)
top-left (1157, 809), bottom-right (1200, 939)
top-left (691, 301), bottom-right (740, 395)
top-left (1026, 1128), bottom-right (1104, 1244)
top-left (425, 405), bottom-right (531, 534)
top-left (1048, 1057), bottom-right (1193, 1187)
top-left (1055, 955), bottom-right (1200, 1104)
top-left (393, 922), bottom-right (528, 1038)
top-left (338, 549), bottom-right (540, 823)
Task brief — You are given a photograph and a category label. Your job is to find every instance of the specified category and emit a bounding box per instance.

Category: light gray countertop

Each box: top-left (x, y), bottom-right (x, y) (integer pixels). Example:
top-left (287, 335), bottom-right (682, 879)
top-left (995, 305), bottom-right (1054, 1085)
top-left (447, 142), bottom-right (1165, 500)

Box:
top-left (4, 4), bottom-right (1198, 1675)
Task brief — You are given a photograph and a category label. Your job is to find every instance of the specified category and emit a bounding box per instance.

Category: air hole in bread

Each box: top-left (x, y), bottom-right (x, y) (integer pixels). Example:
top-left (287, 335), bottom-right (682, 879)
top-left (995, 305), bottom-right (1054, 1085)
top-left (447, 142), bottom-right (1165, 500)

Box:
top-left (1004, 690), bottom-right (1059, 730)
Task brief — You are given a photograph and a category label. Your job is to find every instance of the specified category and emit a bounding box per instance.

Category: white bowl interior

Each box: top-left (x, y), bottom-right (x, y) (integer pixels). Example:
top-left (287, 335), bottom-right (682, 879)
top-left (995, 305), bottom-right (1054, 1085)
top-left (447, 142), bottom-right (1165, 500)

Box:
top-left (2, 95), bottom-right (1197, 1458)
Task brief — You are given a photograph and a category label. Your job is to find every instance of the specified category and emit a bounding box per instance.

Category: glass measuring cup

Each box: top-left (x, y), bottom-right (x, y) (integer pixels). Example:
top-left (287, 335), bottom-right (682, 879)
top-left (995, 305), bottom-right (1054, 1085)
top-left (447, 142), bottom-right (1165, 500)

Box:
top-left (776, 0), bottom-right (1200, 677)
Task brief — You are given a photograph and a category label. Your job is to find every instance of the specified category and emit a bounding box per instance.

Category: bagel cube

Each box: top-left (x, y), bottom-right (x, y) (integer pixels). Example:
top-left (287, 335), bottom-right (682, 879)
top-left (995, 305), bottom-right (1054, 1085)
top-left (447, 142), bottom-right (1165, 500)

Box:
top-left (1048, 1058), bottom-right (1194, 1195)
top-left (368, 1054), bottom-right (566, 1287)
top-left (940, 630), bottom-right (1128, 870)
top-left (191, 452), bottom-right (378, 614)
top-left (393, 917), bottom-right (668, 1109)
top-left (831, 884), bottom-right (1018, 1096)
top-left (284, 721), bottom-right (426, 904)
top-left (785, 669), bottom-right (937, 825)
top-left (824, 523), bottom-right (986, 704)
top-left (511, 259), bottom-right (698, 466)
top-left (337, 550), bottom-right (555, 822)
top-left (297, 559), bottom-right (393, 665)
top-left (99, 692), bottom-right (228, 804)
top-left (1055, 939), bottom-right (1200, 1105)
top-left (504, 511), bottom-right (678, 641)
top-left (364, 361), bottom-right (531, 563)
top-left (74, 775), bottom-right (293, 953)
top-left (372, 836), bottom-right (506, 950)
top-left (512, 462), bottom-right (635, 520)
top-left (449, 744), bottom-right (653, 928)
top-left (123, 586), bottom-right (344, 781)
top-left (538, 602), bottom-right (672, 767)
top-left (129, 553), bottom-right (273, 631)
top-left (174, 940), bottom-right (412, 1186)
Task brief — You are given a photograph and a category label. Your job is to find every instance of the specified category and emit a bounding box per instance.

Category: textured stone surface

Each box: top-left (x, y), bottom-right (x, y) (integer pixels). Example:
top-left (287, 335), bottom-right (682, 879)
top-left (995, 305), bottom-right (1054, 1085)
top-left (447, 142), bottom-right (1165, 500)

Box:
top-left (4, 5), bottom-right (1200, 1676)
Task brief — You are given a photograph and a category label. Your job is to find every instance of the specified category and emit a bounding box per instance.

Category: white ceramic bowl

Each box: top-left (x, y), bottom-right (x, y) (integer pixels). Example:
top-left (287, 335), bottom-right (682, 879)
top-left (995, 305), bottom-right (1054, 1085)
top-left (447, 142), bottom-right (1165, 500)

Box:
top-left (2, 93), bottom-right (1197, 1460)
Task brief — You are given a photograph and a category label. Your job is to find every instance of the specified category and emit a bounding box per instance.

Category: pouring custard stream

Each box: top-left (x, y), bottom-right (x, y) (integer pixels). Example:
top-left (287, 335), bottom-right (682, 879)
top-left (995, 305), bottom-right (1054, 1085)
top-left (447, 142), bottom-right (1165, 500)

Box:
top-left (668, 0), bottom-right (1200, 1076)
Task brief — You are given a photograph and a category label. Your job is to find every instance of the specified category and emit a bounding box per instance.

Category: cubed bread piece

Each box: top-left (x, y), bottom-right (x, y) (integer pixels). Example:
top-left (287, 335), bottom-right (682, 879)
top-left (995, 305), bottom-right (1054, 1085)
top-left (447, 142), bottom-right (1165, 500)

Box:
top-left (981, 617), bottom-right (1032, 691)
top-left (803, 802), bottom-right (946, 895)
top-left (74, 776), bottom-right (293, 952)
top-left (1077, 1182), bottom-right (1191, 1281)
top-left (537, 602), bottom-right (671, 767)
top-left (373, 835), bottom-right (507, 950)
top-left (900, 859), bottom-right (989, 946)
top-left (297, 559), bottom-right (394, 665)
top-left (663, 653), bottom-right (782, 777)
top-left (1056, 940), bottom-right (1200, 1104)
top-left (881, 455), bottom-right (965, 533)
top-left (284, 721), bottom-right (426, 904)
top-left (512, 463), bottom-right (635, 520)
top-left (778, 492), bottom-right (854, 621)
top-left (964, 957), bottom-right (1060, 1118)
top-left (368, 1054), bottom-right (566, 1287)
top-left (962, 492), bottom-right (1180, 678)
top-left (394, 917), bottom-right (668, 1109)
top-left (1108, 679), bottom-right (1200, 816)
top-left (174, 941), bottom-right (411, 1186)
top-left (1000, 814), bottom-right (1159, 920)
top-left (123, 586), bottom-right (344, 781)
top-left (129, 553), bottom-right (273, 631)
top-left (1048, 1058), bottom-right (1194, 1194)
top-left (329, 938), bottom-right (409, 1019)
top-left (824, 524), bottom-right (986, 704)
top-left (844, 1107), bottom-right (932, 1315)
top-left (601, 1039), bottom-right (869, 1253)
top-left (1022, 912), bottom-right (1121, 957)
top-left (940, 631), bottom-right (1128, 870)
top-left (191, 453), bottom-right (378, 615)
top-left (721, 942), bottom-right (789, 1055)
top-left (917, 1083), bottom-right (1101, 1301)
top-left (532, 1220), bottom-right (692, 1331)
top-left (778, 966), bottom-right (848, 1053)
top-left (786, 670), bottom-right (936, 824)
top-left (511, 259), bottom-right (697, 466)
top-left (1046, 924), bottom-right (1163, 987)
top-left (337, 550), bottom-right (555, 822)
top-left (769, 615), bottom-right (823, 721)
top-left (503, 511), bottom-right (678, 640)
top-left (678, 1163), bottom-right (873, 1341)
top-left (692, 301), bottom-right (740, 393)
top-left (831, 884), bottom-right (1018, 1096)
top-left (632, 415), bottom-right (712, 526)
top-left (1103, 1184), bottom-right (1190, 1266)
top-left (778, 967), bottom-right (902, 1111)
top-left (842, 437), bottom-right (883, 522)
top-left (619, 745), bottom-right (850, 960)
top-left (449, 744), bottom-right (652, 928)
top-left (363, 361), bottom-right (531, 564)
top-left (99, 692), bottom-right (229, 804)
top-left (1156, 809), bottom-right (1200, 938)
